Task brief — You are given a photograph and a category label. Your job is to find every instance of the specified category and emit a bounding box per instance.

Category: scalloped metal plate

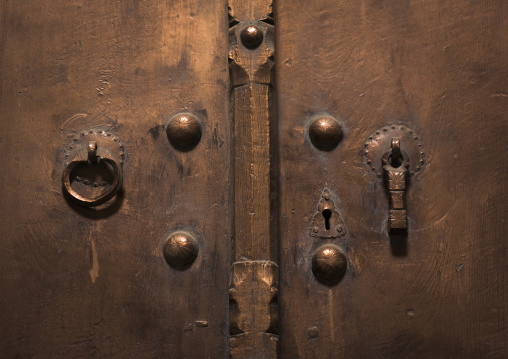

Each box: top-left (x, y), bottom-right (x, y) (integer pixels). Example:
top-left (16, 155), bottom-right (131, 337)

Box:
top-left (363, 125), bottom-right (426, 178)
top-left (64, 128), bottom-right (125, 167)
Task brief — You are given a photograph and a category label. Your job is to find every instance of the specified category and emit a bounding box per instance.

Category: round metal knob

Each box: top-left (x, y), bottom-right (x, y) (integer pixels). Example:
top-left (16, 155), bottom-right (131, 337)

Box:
top-left (240, 25), bottom-right (264, 49)
top-left (308, 115), bottom-right (344, 151)
top-left (165, 113), bottom-right (202, 151)
top-left (312, 244), bottom-right (347, 281)
top-left (163, 232), bottom-right (199, 270)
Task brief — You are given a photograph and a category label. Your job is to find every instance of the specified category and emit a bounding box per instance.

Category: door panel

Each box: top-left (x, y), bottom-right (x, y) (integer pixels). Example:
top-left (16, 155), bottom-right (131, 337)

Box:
top-left (1, 0), bottom-right (507, 358)
top-left (0, 1), bottom-right (230, 358)
top-left (277, 0), bottom-right (507, 358)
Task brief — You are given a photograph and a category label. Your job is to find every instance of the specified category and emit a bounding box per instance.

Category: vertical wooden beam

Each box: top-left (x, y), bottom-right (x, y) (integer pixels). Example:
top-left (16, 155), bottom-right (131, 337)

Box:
top-left (228, 1), bottom-right (278, 357)
top-left (233, 83), bottom-right (277, 261)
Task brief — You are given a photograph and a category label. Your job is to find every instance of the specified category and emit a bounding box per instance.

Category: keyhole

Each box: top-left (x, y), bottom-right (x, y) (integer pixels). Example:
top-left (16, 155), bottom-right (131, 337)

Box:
top-left (322, 209), bottom-right (332, 230)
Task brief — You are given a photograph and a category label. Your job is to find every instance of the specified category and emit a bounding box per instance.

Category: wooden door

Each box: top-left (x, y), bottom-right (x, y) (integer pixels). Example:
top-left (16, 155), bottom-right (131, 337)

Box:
top-left (0, 1), bottom-right (231, 358)
top-left (1, 0), bottom-right (507, 358)
top-left (277, 0), bottom-right (508, 358)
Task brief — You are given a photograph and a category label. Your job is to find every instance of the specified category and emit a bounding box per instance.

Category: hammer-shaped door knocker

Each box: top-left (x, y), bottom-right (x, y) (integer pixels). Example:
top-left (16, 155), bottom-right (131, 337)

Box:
top-left (382, 138), bottom-right (409, 232)
top-left (363, 125), bottom-right (426, 233)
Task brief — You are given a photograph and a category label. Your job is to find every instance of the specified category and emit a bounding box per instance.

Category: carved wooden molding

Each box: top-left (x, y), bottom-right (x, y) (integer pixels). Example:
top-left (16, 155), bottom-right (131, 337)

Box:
top-left (228, 0), bottom-right (274, 87)
top-left (228, 0), bottom-right (278, 357)
top-left (230, 261), bottom-right (278, 359)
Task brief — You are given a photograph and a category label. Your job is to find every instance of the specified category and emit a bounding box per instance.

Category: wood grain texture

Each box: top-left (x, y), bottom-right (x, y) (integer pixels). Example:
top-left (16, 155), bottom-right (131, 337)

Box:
top-left (233, 83), bottom-right (277, 261)
top-left (1, 0), bottom-right (507, 357)
top-left (229, 261), bottom-right (278, 358)
top-left (229, 0), bottom-right (276, 264)
top-left (228, 1), bottom-right (279, 356)
top-left (0, 1), bottom-right (230, 358)
top-left (276, 0), bottom-right (508, 357)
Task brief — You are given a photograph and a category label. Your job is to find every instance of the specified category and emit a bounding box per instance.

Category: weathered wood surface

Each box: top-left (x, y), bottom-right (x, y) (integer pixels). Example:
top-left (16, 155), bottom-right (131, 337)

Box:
top-left (277, 0), bottom-right (508, 358)
top-left (228, 0), bottom-right (279, 356)
top-left (229, 261), bottom-right (278, 359)
top-left (1, 0), bottom-right (507, 358)
top-left (233, 83), bottom-right (277, 262)
top-left (0, 1), bottom-right (230, 358)
top-left (229, 0), bottom-right (276, 263)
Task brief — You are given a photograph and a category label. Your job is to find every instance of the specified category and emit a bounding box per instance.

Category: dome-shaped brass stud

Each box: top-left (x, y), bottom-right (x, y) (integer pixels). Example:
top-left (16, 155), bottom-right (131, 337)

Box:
top-left (163, 231), bottom-right (199, 270)
top-left (308, 115), bottom-right (344, 151)
top-left (312, 244), bottom-right (347, 281)
top-left (240, 24), bottom-right (264, 49)
top-left (165, 113), bottom-right (202, 151)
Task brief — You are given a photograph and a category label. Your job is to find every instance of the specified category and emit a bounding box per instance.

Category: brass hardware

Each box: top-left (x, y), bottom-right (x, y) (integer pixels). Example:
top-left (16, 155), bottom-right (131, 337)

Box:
top-left (163, 231), bottom-right (199, 270)
top-left (312, 244), bottom-right (347, 281)
top-left (240, 24), bottom-right (264, 49)
top-left (165, 113), bottom-right (203, 151)
top-left (308, 115), bottom-right (343, 151)
top-left (390, 137), bottom-right (402, 166)
top-left (62, 129), bottom-right (124, 207)
top-left (308, 189), bottom-right (347, 239)
top-left (363, 125), bottom-right (425, 178)
top-left (229, 261), bottom-right (278, 359)
top-left (382, 138), bottom-right (410, 232)
top-left (88, 141), bottom-right (98, 163)
top-left (363, 126), bottom-right (423, 232)
top-left (309, 190), bottom-right (348, 284)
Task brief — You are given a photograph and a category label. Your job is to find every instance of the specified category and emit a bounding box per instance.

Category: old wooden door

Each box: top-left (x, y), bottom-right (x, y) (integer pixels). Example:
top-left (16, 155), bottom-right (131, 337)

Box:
top-left (0, 1), bottom-right (231, 358)
top-left (0, 0), bottom-right (506, 358)
top-left (276, 0), bottom-right (508, 358)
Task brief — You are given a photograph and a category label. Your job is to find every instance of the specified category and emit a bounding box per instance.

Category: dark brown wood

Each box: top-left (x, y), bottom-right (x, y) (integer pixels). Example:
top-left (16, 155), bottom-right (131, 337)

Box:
top-left (233, 83), bottom-right (275, 261)
top-left (229, 261), bottom-right (278, 358)
top-left (1, 0), bottom-right (507, 358)
top-left (228, 0), bottom-right (279, 356)
top-left (0, 1), bottom-right (231, 357)
top-left (277, 0), bottom-right (508, 357)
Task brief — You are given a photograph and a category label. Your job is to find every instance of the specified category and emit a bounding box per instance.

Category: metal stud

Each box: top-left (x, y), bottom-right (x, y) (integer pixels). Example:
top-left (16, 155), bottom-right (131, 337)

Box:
top-left (165, 113), bottom-right (202, 151)
top-left (240, 24), bottom-right (264, 49)
top-left (308, 115), bottom-right (344, 151)
top-left (163, 231), bottom-right (199, 270)
top-left (312, 244), bottom-right (347, 281)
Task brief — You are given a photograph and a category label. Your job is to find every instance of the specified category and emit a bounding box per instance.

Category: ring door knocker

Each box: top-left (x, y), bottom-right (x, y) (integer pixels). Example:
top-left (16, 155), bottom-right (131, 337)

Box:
top-left (62, 129), bottom-right (125, 207)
